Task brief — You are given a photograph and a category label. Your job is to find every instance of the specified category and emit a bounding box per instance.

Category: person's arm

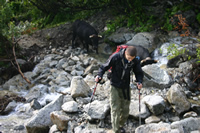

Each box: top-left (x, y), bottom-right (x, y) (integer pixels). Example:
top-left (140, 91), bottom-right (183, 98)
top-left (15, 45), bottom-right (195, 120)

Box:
top-left (133, 60), bottom-right (144, 89)
top-left (95, 55), bottom-right (114, 82)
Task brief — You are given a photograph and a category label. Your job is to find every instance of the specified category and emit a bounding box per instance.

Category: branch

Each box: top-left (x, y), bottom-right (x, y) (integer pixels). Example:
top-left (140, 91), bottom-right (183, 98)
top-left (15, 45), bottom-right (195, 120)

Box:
top-left (184, 0), bottom-right (200, 8)
top-left (12, 40), bottom-right (31, 84)
top-left (193, 74), bottom-right (200, 83)
top-left (0, 58), bottom-right (14, 62)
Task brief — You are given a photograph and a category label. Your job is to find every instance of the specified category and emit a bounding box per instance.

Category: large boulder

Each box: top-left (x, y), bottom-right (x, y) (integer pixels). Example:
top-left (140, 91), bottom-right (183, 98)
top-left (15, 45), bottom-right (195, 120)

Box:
top-left (142, 64), bottom-right (173, 88)
top-left (84, 100), bottom-right (110, 120)
top-left (126, 32), bottom-right (160, 53)
top-left (142, 95), bottom-right (165, 115)
top-left (171, 117), bottom-right (200, 133)
top-left (166, 83), bottom-right (191, 114)
top-left (25, 95), bottom-right (63, 133)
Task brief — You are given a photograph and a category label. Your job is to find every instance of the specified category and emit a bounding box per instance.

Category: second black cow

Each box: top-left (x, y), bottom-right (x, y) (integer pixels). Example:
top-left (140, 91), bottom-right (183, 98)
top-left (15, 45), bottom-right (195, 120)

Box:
top-left (72, 20), bottom-right (102, 54)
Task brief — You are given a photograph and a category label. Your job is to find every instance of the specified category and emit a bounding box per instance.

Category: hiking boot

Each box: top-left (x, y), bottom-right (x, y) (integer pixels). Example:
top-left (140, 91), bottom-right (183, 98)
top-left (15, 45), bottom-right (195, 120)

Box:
top-left (120, 127), bottom-right (126, 133)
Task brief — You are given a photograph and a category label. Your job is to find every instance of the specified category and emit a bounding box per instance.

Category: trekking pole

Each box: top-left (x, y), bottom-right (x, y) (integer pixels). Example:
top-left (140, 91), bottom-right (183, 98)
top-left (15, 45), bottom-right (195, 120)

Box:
top-left (87, 82), bottom-right (98, 114)
top-left (137, 83), bottom-right (141, 126)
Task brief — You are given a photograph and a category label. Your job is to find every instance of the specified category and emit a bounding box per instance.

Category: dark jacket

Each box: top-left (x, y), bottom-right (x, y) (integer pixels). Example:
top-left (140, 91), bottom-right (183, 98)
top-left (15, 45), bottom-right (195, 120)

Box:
top-left (98, 49), bottom-right (144, 89)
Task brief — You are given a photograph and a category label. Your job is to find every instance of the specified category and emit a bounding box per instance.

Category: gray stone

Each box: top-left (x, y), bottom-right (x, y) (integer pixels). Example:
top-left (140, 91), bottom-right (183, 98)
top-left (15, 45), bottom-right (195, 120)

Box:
top-left (167, 83), bottom-right (191, 114)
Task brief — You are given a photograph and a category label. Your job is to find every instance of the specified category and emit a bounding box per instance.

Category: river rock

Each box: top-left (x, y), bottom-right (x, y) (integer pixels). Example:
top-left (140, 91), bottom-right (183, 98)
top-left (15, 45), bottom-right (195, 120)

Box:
top-left (84, 100), bottom-right (110, 120)
top-left (62, 101), bottom-right (78, 113)
top-left (74, 123), bottom-right (106, 133)
top-left (142, 94), bottom-right (165, 115)
top-left (166, 83), bottom-right (191, 114)
top-left (108, 33), bottom-right (133, 44)
top-left (30, 99), bottom-right (42, 110)
top-left (171, 117), bottom-right (200, 133)
top-left (135, 122), bottom-right (171, 133)
top-left (129, 100), bottom-right (151, 119)
top-left (183, 111), bottom-right (198, 118)
top-left (126, 32), bottom-right (159, 53)
top-left (25, 84), bottom-right (49, 103)
top-left (2, 72), bottom-right (34, 91)
top-left (145, 115), bottom-right (161, 124)
top-left (84, 62), bottom-right (99, 76)
top-left (70, 76), bottom-right (91, 98)
top-left (50, 111), bottom-right (71, 131)
top-left (25, 95), bottom-right (63, 133)
top-left (142, 64), bottom-right (173, 88)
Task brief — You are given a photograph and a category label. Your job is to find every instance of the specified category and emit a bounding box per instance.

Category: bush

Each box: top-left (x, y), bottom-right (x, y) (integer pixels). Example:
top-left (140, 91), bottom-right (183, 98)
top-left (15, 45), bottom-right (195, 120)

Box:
top-left (197, 13), bottom-right (200, 24)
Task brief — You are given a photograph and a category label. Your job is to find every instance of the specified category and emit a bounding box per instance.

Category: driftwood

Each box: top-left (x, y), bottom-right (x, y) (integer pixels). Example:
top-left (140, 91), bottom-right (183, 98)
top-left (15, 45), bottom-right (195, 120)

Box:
top-left (12, 45), bottom-right (31, 84)
top-left (0, 95), bottom-right (26, 114)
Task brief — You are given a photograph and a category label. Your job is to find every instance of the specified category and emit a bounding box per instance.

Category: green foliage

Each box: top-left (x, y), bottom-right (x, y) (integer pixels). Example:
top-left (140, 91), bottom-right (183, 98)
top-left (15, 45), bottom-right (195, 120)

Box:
top-left (133, 15), bottom-right (156, 32)
top-left (161, 7), bottom-right (177, 31)
top-left (104, 15), bottom-right (126, 35)
top-left (197, 47), bottom-right (200, 63)
top-left (3, 21), bottom-right (37, 41)
top-left (0, 1), bottom-right (13, 33)
top-left (167, 43), bottom-right (187, 60)
top-left (197, 13), bottom-right (200, 24)
top-left (162, 17), bottom-right (173, 31)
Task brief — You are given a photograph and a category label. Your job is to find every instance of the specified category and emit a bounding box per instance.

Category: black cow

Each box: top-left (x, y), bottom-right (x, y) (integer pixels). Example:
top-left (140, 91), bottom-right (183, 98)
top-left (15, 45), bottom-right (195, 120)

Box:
top-left (72, 20), bottom-right (102, 54)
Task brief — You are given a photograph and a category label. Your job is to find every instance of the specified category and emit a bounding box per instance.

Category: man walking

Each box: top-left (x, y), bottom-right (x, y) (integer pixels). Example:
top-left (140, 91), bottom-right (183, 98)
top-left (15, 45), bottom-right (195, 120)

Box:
top-left (95, 46), bottom-right (144, 133)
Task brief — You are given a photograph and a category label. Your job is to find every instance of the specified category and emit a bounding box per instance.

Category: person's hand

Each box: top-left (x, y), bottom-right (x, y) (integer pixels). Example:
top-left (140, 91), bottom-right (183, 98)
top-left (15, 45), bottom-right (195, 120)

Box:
top-left (95, 75), bottom-right (102, 83)
top-left (137, 82), bottom-right (142, 89)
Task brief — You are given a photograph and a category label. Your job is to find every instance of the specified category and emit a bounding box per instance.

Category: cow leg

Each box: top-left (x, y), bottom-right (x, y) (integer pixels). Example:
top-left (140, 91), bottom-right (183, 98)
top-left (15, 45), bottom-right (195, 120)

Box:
top-left (82, 41), bottom-right (89, 53)
top-left (80, 40), bottom-right (85, 48)
top-left (96, 48), bottom-right (98, 54)
top-left (72, 34), bottom-right (76, 49)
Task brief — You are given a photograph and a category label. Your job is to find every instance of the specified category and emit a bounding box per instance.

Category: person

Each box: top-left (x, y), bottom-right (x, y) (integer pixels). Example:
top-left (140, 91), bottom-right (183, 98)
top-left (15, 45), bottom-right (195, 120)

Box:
top-left (95, 46), bottom-right (144, 133)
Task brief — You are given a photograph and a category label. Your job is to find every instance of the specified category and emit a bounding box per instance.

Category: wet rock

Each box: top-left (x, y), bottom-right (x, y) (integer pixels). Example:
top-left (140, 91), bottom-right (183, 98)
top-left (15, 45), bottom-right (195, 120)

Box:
top-left (14, 125), bottom-right (25, 130)
top-left (25, 95), bottom-right (63, 133)
top-left (30, 99), bottom-right (42, 110)
top-left (25, 84), bottom-right (49, 103)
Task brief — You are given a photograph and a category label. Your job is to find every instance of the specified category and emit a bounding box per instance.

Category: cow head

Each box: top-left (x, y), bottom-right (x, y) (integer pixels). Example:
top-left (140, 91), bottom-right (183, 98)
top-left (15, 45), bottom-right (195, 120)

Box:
top-left (89, 34), bottom-right (102, 54)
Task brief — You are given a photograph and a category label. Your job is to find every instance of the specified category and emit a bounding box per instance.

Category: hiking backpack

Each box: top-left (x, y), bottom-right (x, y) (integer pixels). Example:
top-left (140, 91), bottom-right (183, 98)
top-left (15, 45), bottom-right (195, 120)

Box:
top-left (107, 45), bottom-right (140, 79)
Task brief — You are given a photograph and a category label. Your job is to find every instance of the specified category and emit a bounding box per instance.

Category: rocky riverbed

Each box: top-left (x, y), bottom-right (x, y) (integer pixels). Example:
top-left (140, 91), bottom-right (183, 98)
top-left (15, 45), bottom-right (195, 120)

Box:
top-left (0, 31), bottom-right (200, 133)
